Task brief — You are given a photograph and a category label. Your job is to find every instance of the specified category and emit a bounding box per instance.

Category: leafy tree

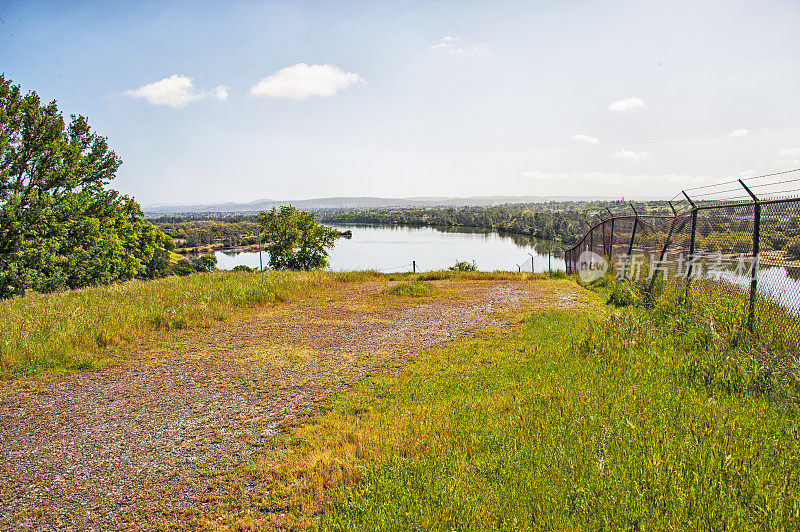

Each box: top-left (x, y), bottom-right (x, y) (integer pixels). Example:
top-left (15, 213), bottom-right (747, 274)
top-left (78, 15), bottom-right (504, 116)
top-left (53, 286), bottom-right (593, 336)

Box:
top-left (146, 248), bottom-right (172, 279)
top-left (787, 237), bottom-right (800, 261)
top-left (172, 259), bottom-right (196, 276)
top-left (0, 74), bottom-right (173, 297)
top-left (190, 253), bottom-right (217, 272)
top-left (258, 206), bottom-right (338, 270)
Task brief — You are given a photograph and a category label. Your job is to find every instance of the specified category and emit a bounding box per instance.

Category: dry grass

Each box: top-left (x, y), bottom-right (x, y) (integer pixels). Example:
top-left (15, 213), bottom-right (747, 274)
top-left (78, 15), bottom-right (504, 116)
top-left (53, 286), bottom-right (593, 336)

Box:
top-left (0, 270), bottom-right (382, 378)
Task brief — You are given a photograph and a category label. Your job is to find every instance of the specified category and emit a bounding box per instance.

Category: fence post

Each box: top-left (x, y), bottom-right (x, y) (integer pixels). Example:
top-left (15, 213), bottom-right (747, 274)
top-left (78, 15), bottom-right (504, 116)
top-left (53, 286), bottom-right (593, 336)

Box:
top-left (412, 260), bottom-right (416, 273)
top-left (258, 229), bottom-right (263, 272)
top-left (739, 180), bottom-right (760, 332)
top-left (683, 191), bottom-right (697, 299)
top-left (647, 215), bottom-right (680, 300)
top-left (621, 204), bottom-right (638, 280)
top-left (606, 209), bottom-right (615, 262)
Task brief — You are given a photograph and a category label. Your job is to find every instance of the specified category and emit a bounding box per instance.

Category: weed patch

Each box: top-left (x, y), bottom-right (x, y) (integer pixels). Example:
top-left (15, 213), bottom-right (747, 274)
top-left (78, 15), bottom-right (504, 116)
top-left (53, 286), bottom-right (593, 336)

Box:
top-left (383, 282), bottom-right (439, 298)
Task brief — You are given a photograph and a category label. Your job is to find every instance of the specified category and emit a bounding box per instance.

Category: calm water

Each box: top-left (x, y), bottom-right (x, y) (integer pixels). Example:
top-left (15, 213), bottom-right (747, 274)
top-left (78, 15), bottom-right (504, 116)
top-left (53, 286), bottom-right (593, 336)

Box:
top-left (210, 224), bottom-right (565, 273)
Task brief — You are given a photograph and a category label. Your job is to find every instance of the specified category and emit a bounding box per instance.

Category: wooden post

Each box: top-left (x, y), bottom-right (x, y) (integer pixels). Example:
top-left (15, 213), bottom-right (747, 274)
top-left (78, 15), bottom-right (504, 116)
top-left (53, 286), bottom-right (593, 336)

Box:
top-left (412, 260), bottom-right (416, 273)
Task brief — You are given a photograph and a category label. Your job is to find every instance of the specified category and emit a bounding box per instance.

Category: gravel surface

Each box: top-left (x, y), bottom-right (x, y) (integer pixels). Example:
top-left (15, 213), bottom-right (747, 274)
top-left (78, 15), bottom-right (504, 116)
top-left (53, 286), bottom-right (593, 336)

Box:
top-left (0, 279), bottom-right (580, 530)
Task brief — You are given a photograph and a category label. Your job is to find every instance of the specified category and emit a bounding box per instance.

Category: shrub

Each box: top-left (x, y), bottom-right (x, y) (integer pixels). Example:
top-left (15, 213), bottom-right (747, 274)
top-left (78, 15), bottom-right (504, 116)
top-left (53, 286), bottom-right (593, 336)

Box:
top-left (232, 265), bottom-right (255, 272)
top-left (608, 283), bottom-right (635, 307)
top-left (383, 282), bottom-right (439, 298)
top-left (448, 260), bottom-right (477, 272)
top-left (418, 271), bottom-right (449, 281)
top-left (171, 259), bottom-right (195, 276)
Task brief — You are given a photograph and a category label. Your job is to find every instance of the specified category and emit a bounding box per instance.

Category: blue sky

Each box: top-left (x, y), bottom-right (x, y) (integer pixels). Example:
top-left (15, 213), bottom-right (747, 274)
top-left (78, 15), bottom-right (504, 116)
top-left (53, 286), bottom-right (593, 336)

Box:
top-left (3, 0), bottom-right (800, 205)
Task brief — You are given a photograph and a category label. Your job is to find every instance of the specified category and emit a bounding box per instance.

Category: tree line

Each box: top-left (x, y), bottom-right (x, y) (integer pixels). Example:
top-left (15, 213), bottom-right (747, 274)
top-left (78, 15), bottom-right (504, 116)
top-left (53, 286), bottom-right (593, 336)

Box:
top-left (154, 218), bottom-right (259, 249)
top-left (315, 204), bottom-right (621, 244)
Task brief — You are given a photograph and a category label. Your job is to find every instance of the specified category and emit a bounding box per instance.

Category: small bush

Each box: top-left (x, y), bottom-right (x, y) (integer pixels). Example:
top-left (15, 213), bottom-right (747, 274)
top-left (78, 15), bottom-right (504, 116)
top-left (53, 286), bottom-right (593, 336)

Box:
top-left (608, 284), bottom-right (635, 307)
top-left (383, 282), bottom-right (439, 298)
top-left (448, 260), bottom-right (477, 272)
top-left (232, 265), bottom-right (255, 272)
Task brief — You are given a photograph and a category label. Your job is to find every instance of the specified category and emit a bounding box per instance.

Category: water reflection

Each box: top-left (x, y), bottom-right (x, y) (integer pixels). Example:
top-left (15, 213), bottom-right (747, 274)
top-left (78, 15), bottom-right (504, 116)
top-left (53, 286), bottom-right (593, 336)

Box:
top-left (206, 223), bottom-right (565, 273)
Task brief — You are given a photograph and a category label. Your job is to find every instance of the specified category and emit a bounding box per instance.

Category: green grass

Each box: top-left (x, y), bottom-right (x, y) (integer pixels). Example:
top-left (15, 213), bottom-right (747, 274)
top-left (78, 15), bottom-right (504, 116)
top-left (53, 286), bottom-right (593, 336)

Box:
top-left (382, 281), bottom-right (440, 298)
top-left (190, 279), bottom-right (800, 531)
top-left (0, 269), bottom-right (382, 378)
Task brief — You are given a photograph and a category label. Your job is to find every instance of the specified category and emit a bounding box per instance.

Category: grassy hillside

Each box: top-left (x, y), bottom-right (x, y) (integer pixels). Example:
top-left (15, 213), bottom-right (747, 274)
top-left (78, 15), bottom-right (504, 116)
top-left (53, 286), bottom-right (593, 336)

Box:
top-left (176, 278), bottom-right (799, 530)
top-left (5, 268), bottom-right (798, 529)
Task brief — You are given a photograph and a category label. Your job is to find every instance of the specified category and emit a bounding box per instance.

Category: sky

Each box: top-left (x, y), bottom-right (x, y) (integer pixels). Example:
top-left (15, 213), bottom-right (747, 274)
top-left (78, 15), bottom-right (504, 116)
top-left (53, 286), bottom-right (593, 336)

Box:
top-left (2, 0), bottom-right (800, 205)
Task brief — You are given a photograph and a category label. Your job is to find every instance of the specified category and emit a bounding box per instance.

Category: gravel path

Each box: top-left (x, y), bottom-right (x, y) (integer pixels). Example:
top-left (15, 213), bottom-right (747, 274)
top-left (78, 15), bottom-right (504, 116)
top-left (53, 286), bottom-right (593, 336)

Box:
top-left (0, 279), bottom-right (579, 530)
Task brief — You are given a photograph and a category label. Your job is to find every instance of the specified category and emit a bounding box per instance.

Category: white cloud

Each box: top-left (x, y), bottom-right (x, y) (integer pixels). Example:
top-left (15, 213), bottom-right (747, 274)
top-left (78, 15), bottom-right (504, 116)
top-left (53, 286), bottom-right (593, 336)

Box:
top-left (212, 85), bottom-right (230, 101)
top-left (728, 129), bottom-right (749, 137)
top-left (613, 150), bottom-right (650, 161)
top-left (430, 36), bottom-right (456, 49)
top-left (429, 36), bottom-right (486, 54)
top-left (250, 63), bottom-right (362, 100)
top-left (570, 134), bottom-right (600, 144)
top-left (607, 97), bottom-right (645, 111)
top-left (430, 36), bottom-right (457, 49)
top-left (125, 75), bottom-right (228, 108)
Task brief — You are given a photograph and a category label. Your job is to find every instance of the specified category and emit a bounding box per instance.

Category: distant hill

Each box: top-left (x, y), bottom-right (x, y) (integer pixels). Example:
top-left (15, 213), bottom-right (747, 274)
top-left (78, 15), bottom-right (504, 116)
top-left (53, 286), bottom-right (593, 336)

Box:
top-left (143, 195), bottom-right (620, 214)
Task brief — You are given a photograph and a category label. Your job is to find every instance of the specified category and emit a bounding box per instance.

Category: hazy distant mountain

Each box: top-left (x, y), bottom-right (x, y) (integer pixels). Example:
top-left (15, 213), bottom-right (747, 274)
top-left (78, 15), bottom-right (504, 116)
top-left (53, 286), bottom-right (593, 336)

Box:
top-left (143, 195), bottom-right (620, 214)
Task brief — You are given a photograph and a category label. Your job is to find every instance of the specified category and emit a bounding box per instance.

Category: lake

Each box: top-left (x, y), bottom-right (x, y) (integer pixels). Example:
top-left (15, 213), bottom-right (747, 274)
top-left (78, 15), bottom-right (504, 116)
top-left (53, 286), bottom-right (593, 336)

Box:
top-left (209, 224), bottom-right (565, 273)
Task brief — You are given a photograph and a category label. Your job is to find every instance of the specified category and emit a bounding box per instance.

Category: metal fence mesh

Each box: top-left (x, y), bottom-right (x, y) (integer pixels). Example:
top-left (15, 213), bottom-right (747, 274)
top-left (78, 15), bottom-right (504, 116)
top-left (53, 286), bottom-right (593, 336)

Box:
top-left (564, 175), bottom-right (800, 344)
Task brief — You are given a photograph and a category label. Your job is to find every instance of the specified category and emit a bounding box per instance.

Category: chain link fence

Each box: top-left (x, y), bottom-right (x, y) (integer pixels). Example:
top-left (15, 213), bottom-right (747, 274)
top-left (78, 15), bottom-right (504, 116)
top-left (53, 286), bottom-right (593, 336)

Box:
top-left (564, 172), bottom-right (800, 344)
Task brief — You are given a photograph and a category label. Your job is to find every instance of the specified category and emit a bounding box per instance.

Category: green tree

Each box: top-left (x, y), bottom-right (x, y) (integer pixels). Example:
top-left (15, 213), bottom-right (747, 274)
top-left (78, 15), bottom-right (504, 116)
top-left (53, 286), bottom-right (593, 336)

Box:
top-left (787, 237), bottom-right (800, 261)
top-left (258, 206), bottom-right (338, 270)
top-left (190, 253), bottom-right (217, 273)
top-left (0, 74), bottom-right (173, 297)
top-left (172, 259), bottom-right (196, 276)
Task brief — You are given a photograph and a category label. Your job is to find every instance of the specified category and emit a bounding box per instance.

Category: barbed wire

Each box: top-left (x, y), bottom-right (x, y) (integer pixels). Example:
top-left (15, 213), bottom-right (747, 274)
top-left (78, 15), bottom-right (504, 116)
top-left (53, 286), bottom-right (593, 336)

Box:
top-left (741, 168), bottom-right (800, 181)
top-left (690, 186), bottom-right (748, 198)
top-left (377, 262), bottom-right (414, 272)
top-left (679, 168), bottom-right (800, 199)
top-left (748, 176), bottom-right (800, 189)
